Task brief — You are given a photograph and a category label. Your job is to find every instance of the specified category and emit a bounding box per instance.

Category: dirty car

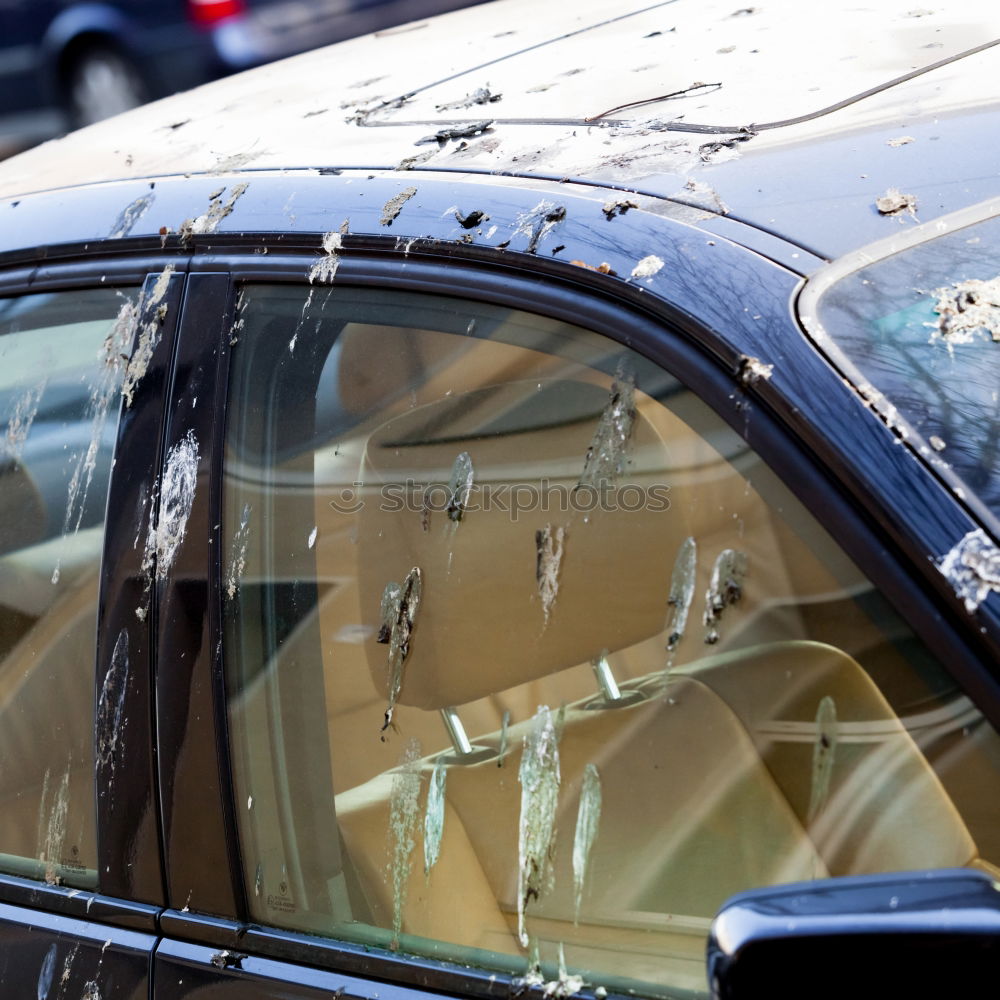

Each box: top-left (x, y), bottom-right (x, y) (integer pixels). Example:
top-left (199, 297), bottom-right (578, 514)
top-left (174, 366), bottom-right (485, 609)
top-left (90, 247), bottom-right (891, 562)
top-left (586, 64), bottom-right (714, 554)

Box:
top-left (0, 1), bottom-right (999, 998)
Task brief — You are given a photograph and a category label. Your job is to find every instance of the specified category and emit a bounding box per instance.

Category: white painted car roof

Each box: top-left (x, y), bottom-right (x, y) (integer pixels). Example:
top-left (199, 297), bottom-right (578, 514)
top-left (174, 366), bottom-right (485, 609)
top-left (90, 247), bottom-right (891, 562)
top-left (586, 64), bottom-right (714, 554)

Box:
top-left (1, 0), bottom-right (997, 199)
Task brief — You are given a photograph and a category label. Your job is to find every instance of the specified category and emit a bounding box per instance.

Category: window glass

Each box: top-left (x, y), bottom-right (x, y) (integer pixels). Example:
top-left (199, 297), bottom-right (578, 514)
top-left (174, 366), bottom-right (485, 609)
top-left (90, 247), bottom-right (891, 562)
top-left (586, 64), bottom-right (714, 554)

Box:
top-left (223, 284), bottom-right (1000, 998)
top-left (0, 287), bottom-right (137, 888)
top-left (811, 211), bottom-right (1000, 516)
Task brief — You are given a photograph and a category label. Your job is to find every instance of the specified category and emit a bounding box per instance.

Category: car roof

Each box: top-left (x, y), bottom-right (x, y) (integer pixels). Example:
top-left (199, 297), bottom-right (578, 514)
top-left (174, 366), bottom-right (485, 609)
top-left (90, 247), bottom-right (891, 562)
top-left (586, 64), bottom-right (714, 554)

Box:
top-left (1, 0), bottom-right (999, 260)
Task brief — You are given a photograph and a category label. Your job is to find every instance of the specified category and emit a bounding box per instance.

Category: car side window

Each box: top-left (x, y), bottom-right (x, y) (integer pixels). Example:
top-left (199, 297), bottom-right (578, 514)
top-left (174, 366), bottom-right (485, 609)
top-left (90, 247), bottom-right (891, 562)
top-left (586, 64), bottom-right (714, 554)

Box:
top-left (221, 283), bottom-right (1000, 997)
top-left (0, 287), bottom-right (137, 888)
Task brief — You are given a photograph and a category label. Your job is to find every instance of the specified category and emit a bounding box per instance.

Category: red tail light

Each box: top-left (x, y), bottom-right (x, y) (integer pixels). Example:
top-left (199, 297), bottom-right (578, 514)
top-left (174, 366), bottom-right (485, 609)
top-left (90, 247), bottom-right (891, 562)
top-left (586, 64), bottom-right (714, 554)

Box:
top-left (188, 0), bottom-right (246, 26)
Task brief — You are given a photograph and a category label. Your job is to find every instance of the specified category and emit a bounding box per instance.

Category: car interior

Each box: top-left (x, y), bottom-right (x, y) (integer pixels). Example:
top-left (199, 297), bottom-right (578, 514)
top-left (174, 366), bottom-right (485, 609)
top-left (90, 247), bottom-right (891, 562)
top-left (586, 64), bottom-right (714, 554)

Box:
top-left (0, 290), bottom-right (134, 889)
top-left (0, 278), bottom-right (995, 995)
top-left (222, 284), bottom-right (1000, 996)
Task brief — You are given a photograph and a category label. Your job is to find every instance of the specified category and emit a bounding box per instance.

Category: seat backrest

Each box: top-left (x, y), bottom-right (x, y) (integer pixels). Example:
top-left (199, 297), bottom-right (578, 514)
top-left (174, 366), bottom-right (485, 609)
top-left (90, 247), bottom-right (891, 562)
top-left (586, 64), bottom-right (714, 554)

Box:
top-left (336, 666), bottom-right (828, 983)
top-left (679, 640), bottom-right (977, 874)
top-left (0, 565), bottom-right (99, 875)
top-left (336, 636), bottom-right (979, 986)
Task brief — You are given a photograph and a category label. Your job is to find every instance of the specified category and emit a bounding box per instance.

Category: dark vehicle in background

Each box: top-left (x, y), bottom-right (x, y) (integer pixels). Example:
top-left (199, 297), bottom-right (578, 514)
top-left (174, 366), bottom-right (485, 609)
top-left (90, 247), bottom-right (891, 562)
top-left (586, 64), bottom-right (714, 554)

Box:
top-left (0, 1), bottom-right (999, 998)
top-left (0, 0), bottom-right (489, 151)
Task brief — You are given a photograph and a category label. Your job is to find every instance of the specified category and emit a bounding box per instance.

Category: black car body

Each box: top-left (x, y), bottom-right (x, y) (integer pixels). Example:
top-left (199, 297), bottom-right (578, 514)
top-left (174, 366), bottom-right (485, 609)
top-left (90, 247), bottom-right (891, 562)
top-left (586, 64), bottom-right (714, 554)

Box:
top-left (0, 1), bottom-right (998, 997)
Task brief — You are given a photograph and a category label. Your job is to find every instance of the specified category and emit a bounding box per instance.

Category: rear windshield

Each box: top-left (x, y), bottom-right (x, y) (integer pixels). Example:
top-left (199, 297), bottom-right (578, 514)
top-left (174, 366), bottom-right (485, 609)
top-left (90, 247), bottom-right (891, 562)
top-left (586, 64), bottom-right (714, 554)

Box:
top-left (805, 208), bottom-right (1000, 524)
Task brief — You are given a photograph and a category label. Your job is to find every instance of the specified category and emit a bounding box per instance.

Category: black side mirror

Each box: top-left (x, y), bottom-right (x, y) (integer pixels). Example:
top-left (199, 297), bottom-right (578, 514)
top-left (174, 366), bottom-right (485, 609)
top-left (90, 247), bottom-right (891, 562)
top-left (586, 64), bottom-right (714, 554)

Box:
top-left (707, 869), bottom-right (1000, 1000)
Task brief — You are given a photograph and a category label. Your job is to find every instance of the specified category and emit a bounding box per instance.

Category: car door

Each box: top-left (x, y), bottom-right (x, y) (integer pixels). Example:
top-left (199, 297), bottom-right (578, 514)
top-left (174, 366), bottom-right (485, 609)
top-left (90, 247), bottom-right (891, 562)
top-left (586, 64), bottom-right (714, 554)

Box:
top-left (0, 258), bottom-right (184, 995)
top-left (148, 178), bottom-right (1000, 999)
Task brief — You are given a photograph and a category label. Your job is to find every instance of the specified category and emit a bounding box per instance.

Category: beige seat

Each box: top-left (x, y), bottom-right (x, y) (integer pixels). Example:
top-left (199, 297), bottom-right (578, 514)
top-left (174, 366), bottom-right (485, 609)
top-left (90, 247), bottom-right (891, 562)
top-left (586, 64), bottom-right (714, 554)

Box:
top-left (339, 665), bottom-right (827, 926)
top-left (320, 367), bottom-right (981, 991)
top-left (0, 558), bottom-right (100, 881)
top-left (337, 639), bottom-right (980, 989)
top-left (318, 375), bottom-right (872, 792)
top-left (678, 641), bottom-right (978, 875)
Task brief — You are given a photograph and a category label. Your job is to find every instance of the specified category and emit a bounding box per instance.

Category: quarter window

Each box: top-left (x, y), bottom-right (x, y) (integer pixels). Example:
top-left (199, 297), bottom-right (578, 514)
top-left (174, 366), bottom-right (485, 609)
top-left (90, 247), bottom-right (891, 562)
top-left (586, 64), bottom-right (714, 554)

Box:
top-left (222, 283), bottom-right (1000, 997)
top-left (0, 287), bottom-right (137, 888)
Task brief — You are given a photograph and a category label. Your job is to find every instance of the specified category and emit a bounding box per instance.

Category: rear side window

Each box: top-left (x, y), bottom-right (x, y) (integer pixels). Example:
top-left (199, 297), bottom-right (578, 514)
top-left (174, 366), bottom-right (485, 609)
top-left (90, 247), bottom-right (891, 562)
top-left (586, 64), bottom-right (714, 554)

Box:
top-left (0, 287), bottom-right (137, 888)
top-left (221, 284), bottom-right (1000, 997)
top-left (804, 208), bottom-right (1000, 521)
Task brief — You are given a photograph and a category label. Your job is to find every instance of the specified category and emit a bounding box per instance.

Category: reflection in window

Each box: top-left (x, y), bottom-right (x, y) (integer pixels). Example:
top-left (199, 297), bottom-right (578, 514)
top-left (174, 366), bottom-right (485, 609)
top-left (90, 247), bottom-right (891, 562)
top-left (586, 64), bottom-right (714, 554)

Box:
top-left (223, 285), bottom-right (1000, 998)
top-left (814, 213), bottom-right (1000, 517)
top-left (0, 287), bottom-right (137, 887)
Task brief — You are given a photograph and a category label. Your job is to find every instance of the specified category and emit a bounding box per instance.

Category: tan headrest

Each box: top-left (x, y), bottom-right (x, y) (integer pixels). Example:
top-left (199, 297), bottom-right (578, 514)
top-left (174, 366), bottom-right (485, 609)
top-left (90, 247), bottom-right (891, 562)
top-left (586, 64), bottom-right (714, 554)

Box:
top-left (358, 378), bottom-right (685, 709)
